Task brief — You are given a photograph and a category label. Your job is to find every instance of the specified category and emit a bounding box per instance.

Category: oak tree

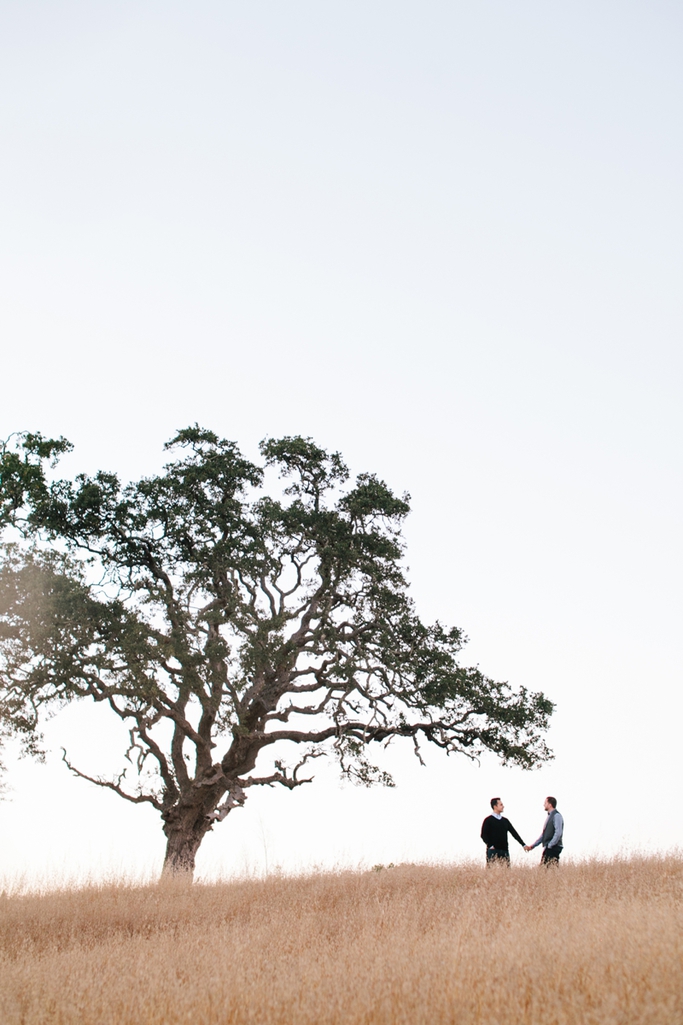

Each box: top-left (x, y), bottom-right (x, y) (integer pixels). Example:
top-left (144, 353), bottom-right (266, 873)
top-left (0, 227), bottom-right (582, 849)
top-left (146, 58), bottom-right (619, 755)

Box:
top-left (0, 428), bottom-right (553, 876)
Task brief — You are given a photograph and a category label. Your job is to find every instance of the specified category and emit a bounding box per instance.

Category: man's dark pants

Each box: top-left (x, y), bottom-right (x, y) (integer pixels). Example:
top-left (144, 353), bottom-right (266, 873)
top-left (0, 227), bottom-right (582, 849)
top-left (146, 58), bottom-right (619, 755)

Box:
top-left (541, 845), bottom-right (562, 866)
top-left (486, 848), bottom-right (510, 866)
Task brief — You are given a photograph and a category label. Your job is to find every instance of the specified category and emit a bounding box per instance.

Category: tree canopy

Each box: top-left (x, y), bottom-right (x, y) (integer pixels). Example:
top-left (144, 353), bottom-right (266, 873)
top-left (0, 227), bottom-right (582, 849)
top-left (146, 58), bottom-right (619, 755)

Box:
top-left (0, 428), bottom-right (553, 875)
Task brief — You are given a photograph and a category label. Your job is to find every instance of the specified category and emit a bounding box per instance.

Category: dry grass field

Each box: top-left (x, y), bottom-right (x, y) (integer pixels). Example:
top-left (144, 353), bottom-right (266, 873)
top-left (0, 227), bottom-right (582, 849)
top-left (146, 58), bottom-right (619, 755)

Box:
top-left (0, 856), bottom-right (681, 1025)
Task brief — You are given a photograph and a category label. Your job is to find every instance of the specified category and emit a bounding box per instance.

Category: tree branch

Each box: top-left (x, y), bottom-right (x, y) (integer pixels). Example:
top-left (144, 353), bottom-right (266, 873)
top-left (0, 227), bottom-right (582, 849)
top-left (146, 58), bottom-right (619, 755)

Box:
top-left (61, 748), bottom-right (163, 810)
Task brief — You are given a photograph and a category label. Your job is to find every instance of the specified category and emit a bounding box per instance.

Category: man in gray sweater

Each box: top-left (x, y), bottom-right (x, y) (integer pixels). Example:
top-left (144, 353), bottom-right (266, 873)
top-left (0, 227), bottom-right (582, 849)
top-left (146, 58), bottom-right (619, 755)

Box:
top-left (525, 796), bottom-right (564, 864)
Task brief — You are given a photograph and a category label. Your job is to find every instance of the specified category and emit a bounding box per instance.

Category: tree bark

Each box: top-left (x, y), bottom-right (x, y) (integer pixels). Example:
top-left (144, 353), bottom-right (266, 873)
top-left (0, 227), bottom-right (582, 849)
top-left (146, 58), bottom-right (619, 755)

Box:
top-left (162, 806), bottom-right (214, 879)
top-left (162, 829), bottom-right (205, 878)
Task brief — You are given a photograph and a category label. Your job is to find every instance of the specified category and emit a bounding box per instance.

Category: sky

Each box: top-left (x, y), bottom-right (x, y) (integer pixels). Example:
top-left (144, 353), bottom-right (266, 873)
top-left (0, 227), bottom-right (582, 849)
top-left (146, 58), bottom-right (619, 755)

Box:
top-left (1, 0), bottom-right (682, 882)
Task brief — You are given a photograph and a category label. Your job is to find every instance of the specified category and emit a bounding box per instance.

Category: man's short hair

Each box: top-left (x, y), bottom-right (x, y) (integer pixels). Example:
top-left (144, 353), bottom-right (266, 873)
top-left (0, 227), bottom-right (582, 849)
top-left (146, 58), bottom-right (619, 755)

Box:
top-left (546, 796), bottom-right (557, 808)
top-left (490, 797), bottom-right (502, 809)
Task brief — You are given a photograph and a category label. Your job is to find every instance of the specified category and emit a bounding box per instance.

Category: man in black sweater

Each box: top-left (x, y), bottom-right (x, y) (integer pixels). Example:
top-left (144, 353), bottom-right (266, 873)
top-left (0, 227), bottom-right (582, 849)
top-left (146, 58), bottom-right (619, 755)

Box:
top-left (481, 798), bottom-right (526, 865)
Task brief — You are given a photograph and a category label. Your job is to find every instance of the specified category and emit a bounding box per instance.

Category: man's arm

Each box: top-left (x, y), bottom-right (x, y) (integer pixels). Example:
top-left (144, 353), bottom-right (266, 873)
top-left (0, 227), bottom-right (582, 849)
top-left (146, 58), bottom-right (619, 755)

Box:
top-left (481, 817), bottom-right (493, 846)
top-left (477, 811), bottom-right (494, 844)
top-left (526, 812), bottom-right (552, 851)
top-left (506, 820), bottom-right (526, 848)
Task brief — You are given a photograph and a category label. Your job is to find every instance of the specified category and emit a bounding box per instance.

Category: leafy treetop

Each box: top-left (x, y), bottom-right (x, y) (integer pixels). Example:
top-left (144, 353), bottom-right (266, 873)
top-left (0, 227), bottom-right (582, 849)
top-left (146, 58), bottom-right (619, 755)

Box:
top-left (0, 428), bottom-right (553, 874)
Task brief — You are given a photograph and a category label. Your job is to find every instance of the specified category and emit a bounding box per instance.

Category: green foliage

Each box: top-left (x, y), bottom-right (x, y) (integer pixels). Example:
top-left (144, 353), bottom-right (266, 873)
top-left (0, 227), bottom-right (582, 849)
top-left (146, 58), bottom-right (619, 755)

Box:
top-left (0, 427), bottom-right (553, 860)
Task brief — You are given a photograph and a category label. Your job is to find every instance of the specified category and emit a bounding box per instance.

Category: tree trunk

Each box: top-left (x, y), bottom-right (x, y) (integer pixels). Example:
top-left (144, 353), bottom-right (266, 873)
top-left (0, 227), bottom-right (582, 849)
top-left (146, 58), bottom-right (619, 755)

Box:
top-left (162, 799), bottom-right (216, 879)
top-left (161, 777), bottom-right (241, 879)
top-left (162, 826), bottom-right (206, 878)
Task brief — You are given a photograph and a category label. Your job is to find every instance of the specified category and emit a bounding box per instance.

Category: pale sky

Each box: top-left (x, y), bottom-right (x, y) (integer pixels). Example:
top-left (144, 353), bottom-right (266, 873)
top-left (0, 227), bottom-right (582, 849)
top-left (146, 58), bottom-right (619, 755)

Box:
top-left (1, 0), bottom-right (682, 882)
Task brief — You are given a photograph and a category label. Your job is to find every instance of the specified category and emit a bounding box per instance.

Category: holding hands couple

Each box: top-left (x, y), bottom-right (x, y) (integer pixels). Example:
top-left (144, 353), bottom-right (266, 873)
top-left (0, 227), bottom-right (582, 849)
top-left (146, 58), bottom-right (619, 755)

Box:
top-left (481, 796), bottom-right (564, 866)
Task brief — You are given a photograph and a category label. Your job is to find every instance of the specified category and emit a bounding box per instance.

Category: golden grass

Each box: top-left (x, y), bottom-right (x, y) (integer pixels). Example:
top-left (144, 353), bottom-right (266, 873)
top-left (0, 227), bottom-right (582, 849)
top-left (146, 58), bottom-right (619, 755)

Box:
top-left (1, 857), bottom-right (682, 1024)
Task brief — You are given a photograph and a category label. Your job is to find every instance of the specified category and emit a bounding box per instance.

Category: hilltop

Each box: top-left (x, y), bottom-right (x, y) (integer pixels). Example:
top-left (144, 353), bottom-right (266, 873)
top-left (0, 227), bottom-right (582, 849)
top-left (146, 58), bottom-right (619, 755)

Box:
top-left (1, 857), bottom-right (681, 1024)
